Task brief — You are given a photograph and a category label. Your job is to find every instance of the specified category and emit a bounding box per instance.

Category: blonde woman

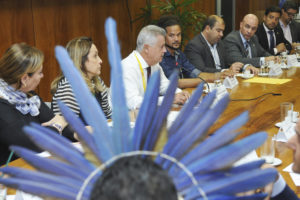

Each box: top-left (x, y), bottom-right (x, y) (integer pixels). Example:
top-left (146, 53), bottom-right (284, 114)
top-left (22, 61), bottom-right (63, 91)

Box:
top-left (51, 37), bottom-right (112, 122)
top-left (0, 43), bottom-right (73, 165)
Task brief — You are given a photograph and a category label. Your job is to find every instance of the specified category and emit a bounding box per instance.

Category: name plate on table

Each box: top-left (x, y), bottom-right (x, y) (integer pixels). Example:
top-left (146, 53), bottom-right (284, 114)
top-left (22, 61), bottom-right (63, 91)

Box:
top-left (269, 64), bottom-right (282, 76)
top-left (223, 76), bottom-right (238, 89)
top-left (287, 55), bottom-right (300, 67)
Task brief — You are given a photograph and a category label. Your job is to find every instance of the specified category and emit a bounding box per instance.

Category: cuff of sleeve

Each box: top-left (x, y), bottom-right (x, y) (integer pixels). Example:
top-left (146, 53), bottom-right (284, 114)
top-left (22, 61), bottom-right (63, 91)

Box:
top-left (274, 48), bottom-right (278, 55)
top-left (175, 88), bottom-right (182, 93)
top-left (242, 64), bottom-right (250, 71)
top-left (271, 173), bottom-right (286, 197)
top-left (192, 68), bottom-right (202, 78)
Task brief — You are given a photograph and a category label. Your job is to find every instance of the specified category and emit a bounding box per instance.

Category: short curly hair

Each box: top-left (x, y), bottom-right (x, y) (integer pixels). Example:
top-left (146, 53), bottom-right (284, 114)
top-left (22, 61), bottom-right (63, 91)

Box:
top-left (90, 156), bottom-right (178, 200)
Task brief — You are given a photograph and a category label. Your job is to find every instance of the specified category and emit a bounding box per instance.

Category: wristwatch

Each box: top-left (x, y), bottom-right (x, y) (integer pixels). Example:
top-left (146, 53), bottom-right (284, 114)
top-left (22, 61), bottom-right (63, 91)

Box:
top-left (51, 123), bottom-right (63, 134)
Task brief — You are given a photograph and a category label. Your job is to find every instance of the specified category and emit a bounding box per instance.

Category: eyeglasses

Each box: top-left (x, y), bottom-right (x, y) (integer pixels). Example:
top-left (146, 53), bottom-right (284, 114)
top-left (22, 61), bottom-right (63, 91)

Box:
top-left (286, 11), bottom-right (296, 17)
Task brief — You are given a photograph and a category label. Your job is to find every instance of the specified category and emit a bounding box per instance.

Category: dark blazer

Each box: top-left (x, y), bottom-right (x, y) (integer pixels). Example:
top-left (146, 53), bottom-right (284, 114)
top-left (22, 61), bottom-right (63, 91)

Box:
top-left (184, 33), bottom-right (227, 73)
top-left (277, 20), bottom-right (300, 43)
top-left (223, 31), bottom-right (271, 67)
top-left (0, 93), bottom-right (75, 165)
top-left (256, 23), bottom-right (292, 55)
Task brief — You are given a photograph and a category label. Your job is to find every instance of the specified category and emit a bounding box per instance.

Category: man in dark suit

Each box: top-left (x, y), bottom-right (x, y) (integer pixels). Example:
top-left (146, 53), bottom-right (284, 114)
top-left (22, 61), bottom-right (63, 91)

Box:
top-left (224, 14), bottom-right (277, 68)
top-left (184, 15), bottom-right (245, 74)
top-left (278, 1), bottom-right (300, 48)
top-left (256, 6), bottom-right (292, 55)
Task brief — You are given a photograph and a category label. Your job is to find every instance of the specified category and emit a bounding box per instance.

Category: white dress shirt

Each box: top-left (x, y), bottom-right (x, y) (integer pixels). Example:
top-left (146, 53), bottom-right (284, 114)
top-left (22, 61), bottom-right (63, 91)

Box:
top-left (279, 19), bottom-right (293, 44)
top-left (122, 50), bottom-right (181, 109)
top-left (201, 33), bottom-right (221, 70)
top-left (263, 23), bottom-right (278, 55)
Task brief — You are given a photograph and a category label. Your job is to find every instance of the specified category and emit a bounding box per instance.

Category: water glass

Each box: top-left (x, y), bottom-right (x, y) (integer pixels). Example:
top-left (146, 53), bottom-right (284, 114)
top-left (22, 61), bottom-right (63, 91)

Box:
top-left (280, 102), bottom-right (293, 122)
top-left (260, 135), bottom-right (275, 164)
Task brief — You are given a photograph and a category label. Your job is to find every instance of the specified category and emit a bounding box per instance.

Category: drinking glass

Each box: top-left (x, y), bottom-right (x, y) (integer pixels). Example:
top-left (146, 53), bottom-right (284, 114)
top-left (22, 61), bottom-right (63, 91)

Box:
top-left (260, 135), bottom-right (275, 164)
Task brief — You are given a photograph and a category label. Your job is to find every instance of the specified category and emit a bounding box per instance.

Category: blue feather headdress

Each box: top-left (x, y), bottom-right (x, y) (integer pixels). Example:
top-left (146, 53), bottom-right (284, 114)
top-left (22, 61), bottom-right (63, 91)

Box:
top-left (0, 18), bottom-right (277, 200)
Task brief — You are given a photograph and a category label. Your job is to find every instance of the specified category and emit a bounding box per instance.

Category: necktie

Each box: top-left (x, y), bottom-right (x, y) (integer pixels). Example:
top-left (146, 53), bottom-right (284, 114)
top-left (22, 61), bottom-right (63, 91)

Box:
top-left (244, 42), bottom-right (250, 58)
top-left (146, 66), bottom-right (151, 82)
top-left (268, 30), bottom-right (275, 50)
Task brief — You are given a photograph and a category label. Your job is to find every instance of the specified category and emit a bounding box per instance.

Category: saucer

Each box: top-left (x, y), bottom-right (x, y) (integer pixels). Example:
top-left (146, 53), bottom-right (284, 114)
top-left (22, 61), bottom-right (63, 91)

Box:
top-left (258, 73), bottom-right (268, 77)
top-left (241, 74), bottom-right (254, 79)
top-left (271, 158), bottom-right (282, 166)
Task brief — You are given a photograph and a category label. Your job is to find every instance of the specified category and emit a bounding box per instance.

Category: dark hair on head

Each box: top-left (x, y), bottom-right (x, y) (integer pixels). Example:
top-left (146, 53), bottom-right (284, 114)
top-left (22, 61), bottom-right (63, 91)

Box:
top-left (282, 0), bottom-right (298, 11)
top-left (201, 15), bottom-right (224, 31)
top-left (90, 156), bottom-right (178, 200)
top-left (265, 6), bottom-right (282, 16)
top-left (157, 15), bottom-right (181, 30)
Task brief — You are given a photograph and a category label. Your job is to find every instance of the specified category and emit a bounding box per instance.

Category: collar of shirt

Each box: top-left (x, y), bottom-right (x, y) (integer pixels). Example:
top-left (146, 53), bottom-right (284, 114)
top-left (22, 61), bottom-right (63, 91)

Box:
top-left (263, 23), bottom-right (276, 46)
top-left (239, 31), bottom-right (249, 45)
top-left (279, 19), bottom-right (290, 28)
top-left (201, 33), bottom-right (217, 50)
top-left (133, 50), bottom-right (151, 69)
top-left (164, 48), bottom-right (175, 58)
top-left (263, 22), bottom-right (273, 33)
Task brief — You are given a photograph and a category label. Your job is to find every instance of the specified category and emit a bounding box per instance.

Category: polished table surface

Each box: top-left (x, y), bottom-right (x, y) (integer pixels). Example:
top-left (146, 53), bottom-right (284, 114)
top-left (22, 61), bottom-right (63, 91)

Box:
top-left (188, 67), bottom-right (300, 197)
top-left (4, 67), bottom-right (300, 197)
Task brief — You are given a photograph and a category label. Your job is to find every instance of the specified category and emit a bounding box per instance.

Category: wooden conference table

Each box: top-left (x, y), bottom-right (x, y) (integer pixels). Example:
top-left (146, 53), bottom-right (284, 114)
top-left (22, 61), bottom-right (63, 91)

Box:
top-left (187, 67), bottom-right (300, 197)
top-left (4, 67), bottom-right (300, 197)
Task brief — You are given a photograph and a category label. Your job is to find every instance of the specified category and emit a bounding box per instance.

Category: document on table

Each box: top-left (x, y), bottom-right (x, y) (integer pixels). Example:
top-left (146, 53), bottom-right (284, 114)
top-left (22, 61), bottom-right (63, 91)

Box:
top-left (243, 77), bottom-right (291, 84)
top-left (284, 163), bottom-right (300, 186)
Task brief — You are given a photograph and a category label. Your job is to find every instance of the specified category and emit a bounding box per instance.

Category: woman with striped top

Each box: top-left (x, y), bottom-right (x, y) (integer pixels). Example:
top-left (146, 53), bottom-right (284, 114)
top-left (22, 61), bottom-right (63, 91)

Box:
top-left (51, 37), bottom-right (112, 123)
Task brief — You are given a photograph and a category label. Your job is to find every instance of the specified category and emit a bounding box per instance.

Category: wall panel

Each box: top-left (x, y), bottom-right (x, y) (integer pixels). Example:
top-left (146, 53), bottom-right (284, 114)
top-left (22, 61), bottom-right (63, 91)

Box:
top-left (0, 0), bottom-right (35, 54)
top-left (0, 0), bottom-right (215, 101)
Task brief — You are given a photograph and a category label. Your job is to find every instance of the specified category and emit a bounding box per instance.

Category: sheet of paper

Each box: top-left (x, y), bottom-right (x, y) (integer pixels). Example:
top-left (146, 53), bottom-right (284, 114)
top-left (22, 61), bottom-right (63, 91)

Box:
top-left (274, 122), bottom-right (296, 142)
top-left (243, 77), bottom-right (291, 84)
top-left (14, 191), bottom-right (43, 200)
top-left (283, 163), bottom-right (300, 186)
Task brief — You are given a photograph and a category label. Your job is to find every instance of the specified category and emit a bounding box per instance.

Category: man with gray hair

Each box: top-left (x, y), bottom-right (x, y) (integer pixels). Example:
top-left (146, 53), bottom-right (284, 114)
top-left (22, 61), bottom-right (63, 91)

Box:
top-left (122, 25), bottom-right (189, 109)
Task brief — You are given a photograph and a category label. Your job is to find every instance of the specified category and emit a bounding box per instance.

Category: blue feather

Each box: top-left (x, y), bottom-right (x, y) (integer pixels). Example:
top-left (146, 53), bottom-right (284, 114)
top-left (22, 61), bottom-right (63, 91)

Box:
top-left (23, 126), bottom-right (95, 172)
top-left (161, 93), bottom-right (229, 169)
top-left (30, 122), bottom-right (83, 155)
top-left (175, 160), bottom-right (266, 192)
top-left (0, 178), bottom-right (79, 200)
top-left (105, 18), bottom-right (131, 153)
top-left (9, 146), bottom-right (90, 180)
top-left (57, 101), bottom-right (102, 161)
top-left (132, 71), bottom-right (160, 150)
top-left (168, 83), bottom-right (204, 136)
top-left (194, 193), bottom-right (267, 200)
top-left (55, 46), bottom-right (114, 161)
top-left (179, 132), bottom-right (267, 176)
top-left (143, 72), bottom-right (178, 151)
top-left (0, 167), bottom-right (84, 190)
top-left (186, 168), bottom-right (277, 199)
top-left (156, 90), bottom-right (217, 165)
top-left (171, 111), bottom-right (249, 174)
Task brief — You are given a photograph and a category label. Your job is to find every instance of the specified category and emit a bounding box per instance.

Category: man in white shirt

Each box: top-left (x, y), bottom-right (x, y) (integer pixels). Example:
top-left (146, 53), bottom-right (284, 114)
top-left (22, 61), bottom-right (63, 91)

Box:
top-left (122, 25), bottom-right (189, 109)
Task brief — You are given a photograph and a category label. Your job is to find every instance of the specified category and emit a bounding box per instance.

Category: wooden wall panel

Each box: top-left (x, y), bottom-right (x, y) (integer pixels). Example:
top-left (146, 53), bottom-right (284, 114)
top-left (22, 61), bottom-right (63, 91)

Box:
top-left (0, 0), bottom-right (35, 54)
top-left (235, 0), bottom-right (282, 30)
top-left (31, 0), bottom-right (91, 99)
top-left (0, 0), bottom-right (216, 101)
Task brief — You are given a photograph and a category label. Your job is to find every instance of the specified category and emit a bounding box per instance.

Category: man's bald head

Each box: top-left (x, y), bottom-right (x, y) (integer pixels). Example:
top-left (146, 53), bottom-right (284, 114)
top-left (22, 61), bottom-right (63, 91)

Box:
top-left (240, 14), bottom-right (259, 41)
